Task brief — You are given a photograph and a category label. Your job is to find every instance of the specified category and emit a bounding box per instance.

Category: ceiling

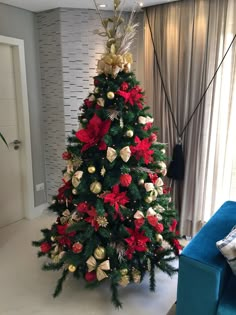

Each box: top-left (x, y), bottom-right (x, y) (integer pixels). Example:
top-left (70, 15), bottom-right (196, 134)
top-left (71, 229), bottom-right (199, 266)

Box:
top-left (0, 0), bottom-right (178, 12)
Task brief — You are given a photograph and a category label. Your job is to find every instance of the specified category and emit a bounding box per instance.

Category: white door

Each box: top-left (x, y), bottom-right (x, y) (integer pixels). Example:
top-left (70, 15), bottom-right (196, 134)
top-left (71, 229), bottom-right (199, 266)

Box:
top-left (0, 43), bottom-right (24, 227)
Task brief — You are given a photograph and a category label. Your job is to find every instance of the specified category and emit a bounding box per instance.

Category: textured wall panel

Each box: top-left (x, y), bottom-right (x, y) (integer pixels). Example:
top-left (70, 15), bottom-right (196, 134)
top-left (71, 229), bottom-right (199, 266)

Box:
top-left (37, 9), bottom-right (65, 198)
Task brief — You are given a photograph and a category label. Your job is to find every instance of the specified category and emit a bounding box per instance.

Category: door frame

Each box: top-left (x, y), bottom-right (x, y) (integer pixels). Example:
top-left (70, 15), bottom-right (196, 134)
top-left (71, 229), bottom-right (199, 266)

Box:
top-left (0, 35), bottom-right (35, 220)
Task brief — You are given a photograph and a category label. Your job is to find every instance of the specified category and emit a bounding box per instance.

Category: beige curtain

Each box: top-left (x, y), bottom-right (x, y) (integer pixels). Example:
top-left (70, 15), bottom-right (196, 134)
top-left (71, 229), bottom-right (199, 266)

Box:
top-left (144, 0), bottom-right (236, 235)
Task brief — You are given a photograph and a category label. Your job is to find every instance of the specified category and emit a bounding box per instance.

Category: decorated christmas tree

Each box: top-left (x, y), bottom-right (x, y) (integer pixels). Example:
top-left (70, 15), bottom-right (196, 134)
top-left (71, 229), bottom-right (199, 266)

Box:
top-left (33, 0), bottom-right (181, 308)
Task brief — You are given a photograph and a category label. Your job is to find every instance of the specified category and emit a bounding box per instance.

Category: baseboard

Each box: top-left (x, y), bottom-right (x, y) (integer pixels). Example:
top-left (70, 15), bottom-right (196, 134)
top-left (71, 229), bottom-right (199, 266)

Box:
top-left (27, 203), bottom-right (49, 220)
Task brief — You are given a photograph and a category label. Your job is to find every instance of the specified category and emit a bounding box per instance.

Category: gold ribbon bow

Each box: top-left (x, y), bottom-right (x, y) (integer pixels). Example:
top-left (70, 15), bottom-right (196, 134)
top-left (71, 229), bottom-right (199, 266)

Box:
top-left (72, 171), bottom-right (83, 188)
top-left (86, 256), bottom-right (110, 281)
top-left (106, 146), bottom-right (131, 163)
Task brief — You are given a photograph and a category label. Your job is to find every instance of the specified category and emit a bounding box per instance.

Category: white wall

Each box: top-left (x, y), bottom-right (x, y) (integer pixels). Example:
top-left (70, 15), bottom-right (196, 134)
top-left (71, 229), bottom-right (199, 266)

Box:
top-left (0, 3), bottom-right (46, 207)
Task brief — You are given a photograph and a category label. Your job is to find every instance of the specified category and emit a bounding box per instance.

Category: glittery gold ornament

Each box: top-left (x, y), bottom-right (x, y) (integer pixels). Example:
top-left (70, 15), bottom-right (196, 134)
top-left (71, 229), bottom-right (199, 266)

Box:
top-left (138, 179), bottom-right (145, 185)
top-left (94, 246), bottom-right (106, 260)
top-left (72, 188), bottom-right (78, 195)
top-left (90, 181), bottom-right (102, 194)
top-left (88, 166), bottom-right (96, 174)
top-left (119, 275), bottom-right (130, 287)
top-left (100, 166), bottom-right (106, 176)
top-left (72, 157), bottom-right (83, 168)
top-left (145, 196), bottom-right (153, 203)
top-left (107, 91), bottom-right (115, 99)
top-left (126, 130), bottom-right (134, 138)
top-left (94, 87), bottom-right (99, 93)
top-left (132, 268), bottom-right (141, 283)
top-left (120, 268), bottom-right (128, 276)
top-left (156, 233), bottom-right (163, 243)
top-left (53, 255), bottom-right (60, 263)
top-left (96, 216), bottom-right (108, 227)
top-left (68, 265), bottom-right (76, 272)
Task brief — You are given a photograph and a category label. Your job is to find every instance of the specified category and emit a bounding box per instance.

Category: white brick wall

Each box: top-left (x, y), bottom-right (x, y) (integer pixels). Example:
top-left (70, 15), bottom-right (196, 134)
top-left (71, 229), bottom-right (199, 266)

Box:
top-left (37, 9), bottom-right (65, 198)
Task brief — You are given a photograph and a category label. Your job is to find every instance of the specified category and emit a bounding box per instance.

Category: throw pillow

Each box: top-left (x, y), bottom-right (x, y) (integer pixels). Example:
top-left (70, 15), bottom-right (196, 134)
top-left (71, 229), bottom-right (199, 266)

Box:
top-left (216, 226), bottom-right (236, 275)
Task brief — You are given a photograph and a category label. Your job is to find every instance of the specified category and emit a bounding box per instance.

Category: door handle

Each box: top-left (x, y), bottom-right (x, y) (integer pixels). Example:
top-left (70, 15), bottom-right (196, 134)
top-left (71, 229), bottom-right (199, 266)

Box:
top-left (9, 140), bottom-right (22, 150)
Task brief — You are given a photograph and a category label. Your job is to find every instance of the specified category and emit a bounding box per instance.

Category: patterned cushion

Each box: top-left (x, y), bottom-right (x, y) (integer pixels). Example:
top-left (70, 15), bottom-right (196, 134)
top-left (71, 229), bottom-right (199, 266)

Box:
top-left (216, 227), bottom-right (236, 275)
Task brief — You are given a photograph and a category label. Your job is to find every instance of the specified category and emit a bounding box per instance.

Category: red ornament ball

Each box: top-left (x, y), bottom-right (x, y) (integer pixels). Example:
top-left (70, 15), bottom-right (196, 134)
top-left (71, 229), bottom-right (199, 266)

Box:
top-left (94, 79), bottom-right (100, 86)
top-left (62, 151), bottom-right (71, 160)
top-left (121, 82), bottom-right (129, 91)
top-left (40, 242), bottom-right (51, 253)
top-left (149, 133), bottom-right (157, 143)
top-left (72, 242), bottom-right (83, 254)
top-left (85, 271), bottom-right (97, 282)
top-left (120, 174), bottom-right (132, 187)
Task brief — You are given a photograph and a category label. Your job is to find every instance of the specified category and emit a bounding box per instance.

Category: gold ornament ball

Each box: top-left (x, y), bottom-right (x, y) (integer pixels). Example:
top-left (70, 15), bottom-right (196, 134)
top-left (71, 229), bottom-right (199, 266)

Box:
top-left (68, 264), bottom-right (77, 273)
top-left (126, 130), bottom-right (134, 138)
top-left (94, 87), bottom-right (99, 93)
top-left (72, 188), bottom-right (78, 195)
top-left (53, 255), bottom-right (60, 263)
top-left (133, 274), bottom-right (141, 284)
top-left (156, 234), bottom-right (163, 243)
top-left (120, 268), bottom-right (128, 276)
top-left (88, 166), bottom-right (96, 174)
top-left (119, 275), bottom-right (130, 287)
top-left (145, 196), bottom-right (153, 204)
top-left (138, 179), bottom-right (145, 185)
top-left (94, 246), bottom-right (106, 260)
top-left (90, 181), bottom-right (102, 194)
top-left (107, 91), bottom-right (115, 99)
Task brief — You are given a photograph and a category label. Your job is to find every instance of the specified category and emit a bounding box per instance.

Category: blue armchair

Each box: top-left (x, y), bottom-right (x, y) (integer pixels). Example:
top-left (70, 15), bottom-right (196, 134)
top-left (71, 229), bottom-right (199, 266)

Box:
top-left (176, 201), bottom-right (236, 315)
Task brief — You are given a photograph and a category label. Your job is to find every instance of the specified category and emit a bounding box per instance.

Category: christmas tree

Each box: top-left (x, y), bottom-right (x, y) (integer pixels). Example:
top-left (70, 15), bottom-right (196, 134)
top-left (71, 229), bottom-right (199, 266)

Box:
top-left (33, 0), bottom-right (181, 308)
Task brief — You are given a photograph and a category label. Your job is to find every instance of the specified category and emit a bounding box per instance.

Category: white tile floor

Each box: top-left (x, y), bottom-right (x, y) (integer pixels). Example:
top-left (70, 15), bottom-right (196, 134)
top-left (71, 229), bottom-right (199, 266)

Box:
top-left (0, 212), bottom-right (178, 315)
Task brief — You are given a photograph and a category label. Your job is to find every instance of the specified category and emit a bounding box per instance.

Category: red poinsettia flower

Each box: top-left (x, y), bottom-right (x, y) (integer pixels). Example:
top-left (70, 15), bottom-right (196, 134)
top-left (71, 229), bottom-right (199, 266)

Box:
top-left (147, 216), bottom-right (164, 233)
top-left (57, 181), bottom-right (72, 201)
top-left (40, 242), bottom-right (51, 253)
top-left (149, 173), bottom-right (158, 184)
top-left (102, 185), bottom-right (129, 220)
top-left (169, 219), bottom-right (178, 232)
top-left (130, 136), bottom-right (154, 165)
top-left (116, 86), bottom-right (143, 109)
top-left (134, 218), bottom-right (145, 230)
top-left (84, 98), bottom-right (93, 108)
top-left (125, 228), bottom-right (150, 259)
top-left (76, 114), bottom-right (111, 152)
top-left (163, 185), bottom-right (171, 194)
top-left (171, 238), bottom-right (182, 255)
top-left (120, 82), bottom-right (129, 91)
top-left (149, 133), bottom-right (157, 143)
top-left (77, 202), bottom-right (89, 213)
top-left (57, 223), bottom-right (76, 248)
top-left (84, 206), bottom-right (99, 231)
top-left (143, 122), bottom-right (153, 131)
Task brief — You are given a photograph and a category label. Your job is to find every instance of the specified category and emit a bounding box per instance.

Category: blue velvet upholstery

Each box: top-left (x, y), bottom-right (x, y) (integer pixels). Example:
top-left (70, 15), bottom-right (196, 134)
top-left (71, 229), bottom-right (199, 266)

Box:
top-left (176, 201), bottom-right (236, 315)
